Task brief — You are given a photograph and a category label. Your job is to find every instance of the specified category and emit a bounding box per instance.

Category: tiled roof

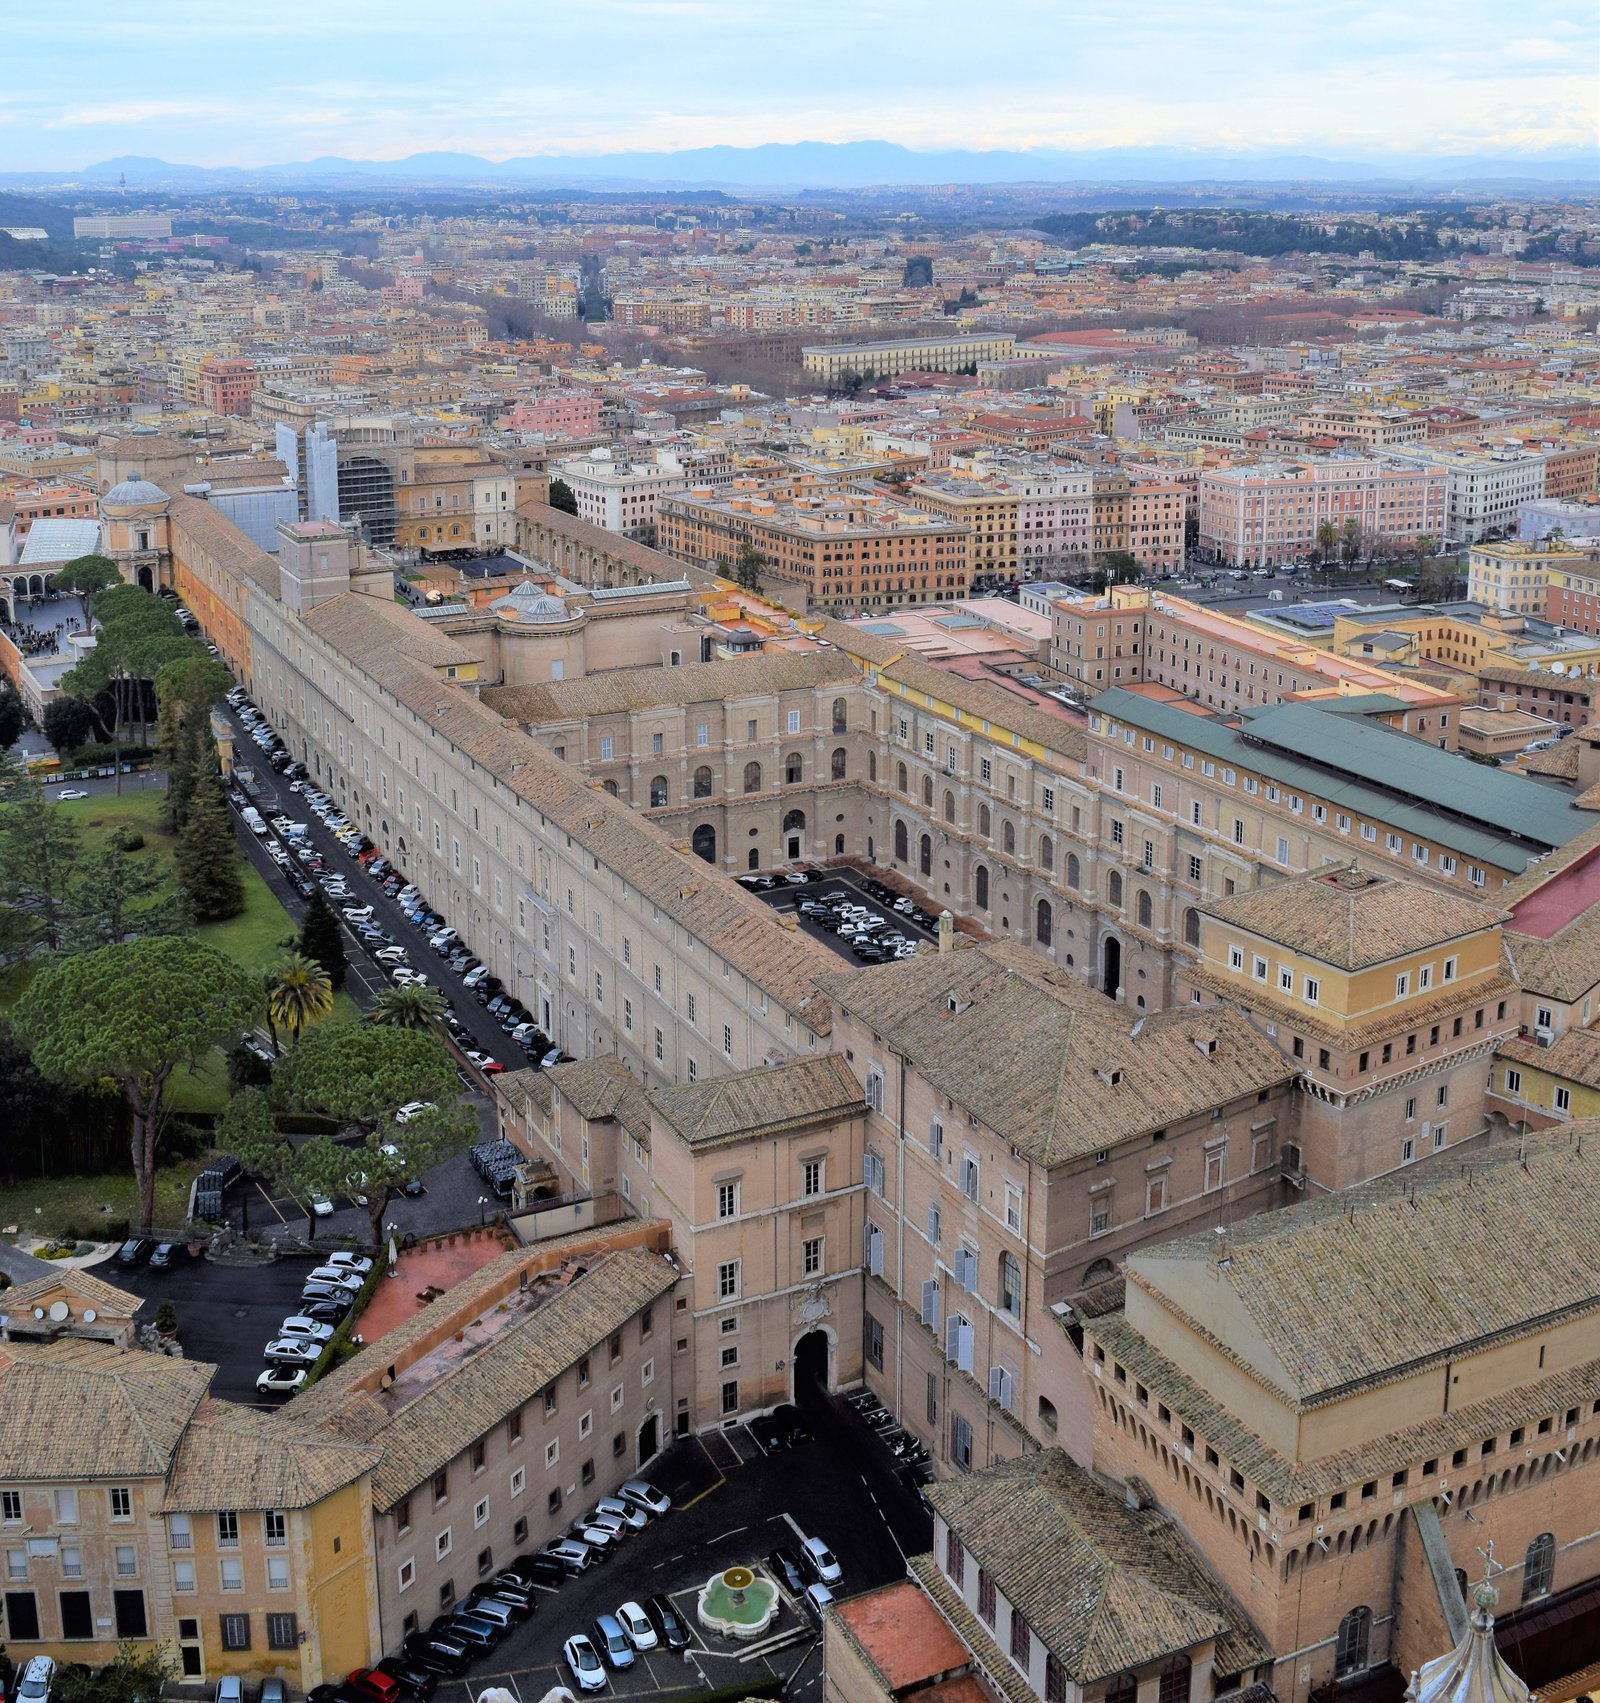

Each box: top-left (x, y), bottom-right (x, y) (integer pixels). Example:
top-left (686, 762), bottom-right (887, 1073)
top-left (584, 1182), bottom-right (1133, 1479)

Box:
top-left (648, 1054), bottom-right (865, 1150)
top-left (1497, 1025), bottom-right (1600, 1089)
top-left (2, 1268), bottom-right (144, 1318)
top-left (1127, 1129), bottom-right (1600, 1404)
top-left (1504, 913), bottom-right (1600, 1002)
top-left (0, 1341), bottom-right (212, 1481)
top-left (1519, 738), bottom-right (1581, 780)
top-left (1500, 817), bottom-right (1600, 905)
top-left (546, 1056), bottom-right (653, 1141)
top-left (818, 941), bottom-right (1293, 1164)
top-left (923, 1451), bottom-right (1270, 1682)
top-left (302, 588), bottom-right (478, 671)
top-left (484, 651), bottom-right (858, 725)
top-left (495, 1067), bottom-right (553, 1121)
top-left (160, 1399), bottom-right (378, 1511)
top-left (295, 1245), bottom-right (677, 1510)
top-left (169, 493), bottom-right (280, 596)
top-left (1200, 864), bottom-right (1506, 970)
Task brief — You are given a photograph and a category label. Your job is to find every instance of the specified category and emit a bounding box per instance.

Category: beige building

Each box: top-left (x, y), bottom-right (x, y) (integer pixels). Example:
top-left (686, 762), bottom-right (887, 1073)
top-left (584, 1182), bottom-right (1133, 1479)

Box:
top-left (802, 335), bottom-right (1017, 384)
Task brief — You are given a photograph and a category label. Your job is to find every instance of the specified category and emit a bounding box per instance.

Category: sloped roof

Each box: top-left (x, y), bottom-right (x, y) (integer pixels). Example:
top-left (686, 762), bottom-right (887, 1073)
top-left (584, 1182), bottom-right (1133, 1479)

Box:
top-left (19, 517), bottom-right (101, 564)
top-left (818, 941), bottom-right (1292, 1164)
top-left (925, 1450), bottom-right (1268, 1682)
top-left (1201, 864), bottom-right (1506, 970)
top-left (648, 1054), bottom-right (865, 1150)
top-left (160, 1399), bottom-right (378, 1511)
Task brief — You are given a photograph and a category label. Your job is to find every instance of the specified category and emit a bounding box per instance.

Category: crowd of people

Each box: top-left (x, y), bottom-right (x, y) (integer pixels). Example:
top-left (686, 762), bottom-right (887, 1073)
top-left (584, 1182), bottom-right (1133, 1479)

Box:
top-left (2, 591), bottom-right (81, 660)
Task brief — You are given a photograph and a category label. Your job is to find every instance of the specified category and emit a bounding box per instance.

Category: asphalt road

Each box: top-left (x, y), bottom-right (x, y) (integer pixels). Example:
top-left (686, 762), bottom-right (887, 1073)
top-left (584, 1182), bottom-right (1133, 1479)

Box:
top-left (416, 1385), bottom-right (932, 1703)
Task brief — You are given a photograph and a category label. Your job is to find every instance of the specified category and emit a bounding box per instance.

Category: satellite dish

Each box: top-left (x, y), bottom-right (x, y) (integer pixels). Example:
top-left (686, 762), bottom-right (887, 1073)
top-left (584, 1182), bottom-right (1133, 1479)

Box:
top-left (48, 1301), bottom-right (70, 1322)
top-left (32, 1306), bottom-right (45, 1319)
top-left (82, 1309), bottom-right (97, 1323)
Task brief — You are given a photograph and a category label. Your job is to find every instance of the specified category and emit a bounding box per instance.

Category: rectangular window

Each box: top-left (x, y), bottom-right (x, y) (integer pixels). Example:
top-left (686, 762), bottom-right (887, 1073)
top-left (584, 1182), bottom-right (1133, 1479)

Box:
top-left (865, 1314), bottom-right (884, 1371)
top-left (802, 1158), bottom-right (823, 1197)
top-left (171, 1560), bottom-right (194, 1594)
top-left (436, 1529), bottom-right (452, 1560)
top-left (718, 1260), bottom-right (740, 1300)
top-left (216, 1511), bottom-right (239, 1548)
top-left (220, 1559), bottom-right (243, 1593)
top-left (1555, 1086), bottom-right (1572, 1113)
top-left (716, 1180), bottom-right (739, 1220)
top-left (977, 1569), bottom-right (996, 1626)
top-left (804, 1236), bottom-right (824, 1276)
top-left (266, 1556), bottom-right (290, 1592)
top-left (219, 1613), bottom-right (251, 1651)
top-left (266, 1612), bottom-right (298, 1650)
top-left (1505, 1068), bottom-right (1522, 1094)
top-left (109, 1488), bottom-right (132, 1521)
top-left (1305, 977), bottom-right (1320, 1005)
top-left (263, 1509), bottom-right (286, 1547)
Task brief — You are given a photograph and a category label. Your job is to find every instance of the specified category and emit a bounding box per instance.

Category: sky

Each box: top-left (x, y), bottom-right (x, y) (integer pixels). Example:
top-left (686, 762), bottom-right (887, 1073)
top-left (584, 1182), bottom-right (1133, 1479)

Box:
top-left (5, 0), bottom-right (1596, 170)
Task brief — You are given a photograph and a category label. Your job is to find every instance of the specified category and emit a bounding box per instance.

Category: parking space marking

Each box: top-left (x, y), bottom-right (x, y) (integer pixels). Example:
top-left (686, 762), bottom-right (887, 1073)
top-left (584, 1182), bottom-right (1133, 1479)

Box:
top-left (780, 1510), bottom-right (807, 1542)
top-left (862, 1474), bottom-right (908, 1563)
top-left (706, 1523), bottom-right (748, 1546)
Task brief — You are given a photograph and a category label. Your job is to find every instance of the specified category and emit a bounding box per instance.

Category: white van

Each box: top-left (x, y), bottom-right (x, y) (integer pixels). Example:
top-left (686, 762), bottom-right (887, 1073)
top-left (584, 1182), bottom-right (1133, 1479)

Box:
top-left (240, 807), bottom-right (268, 836)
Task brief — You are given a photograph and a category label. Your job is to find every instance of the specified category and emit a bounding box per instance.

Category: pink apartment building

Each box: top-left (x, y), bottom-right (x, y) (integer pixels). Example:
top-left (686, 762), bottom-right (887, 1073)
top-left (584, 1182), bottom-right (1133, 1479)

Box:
top-left (498, 391), bottom-right (604, 436)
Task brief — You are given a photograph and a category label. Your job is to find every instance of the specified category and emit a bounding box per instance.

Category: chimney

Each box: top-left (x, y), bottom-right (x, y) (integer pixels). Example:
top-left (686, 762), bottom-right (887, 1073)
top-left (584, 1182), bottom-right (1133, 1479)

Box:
top-left (938, 910), bottom-right (955, 954)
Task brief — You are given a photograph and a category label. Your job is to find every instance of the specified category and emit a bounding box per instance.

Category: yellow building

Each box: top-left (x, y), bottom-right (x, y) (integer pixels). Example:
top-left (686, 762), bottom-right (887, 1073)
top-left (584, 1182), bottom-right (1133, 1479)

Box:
top-left (1466, 538), bottom-right (1600, 614)
top-left (903, 472), bottom-right (1021, 578)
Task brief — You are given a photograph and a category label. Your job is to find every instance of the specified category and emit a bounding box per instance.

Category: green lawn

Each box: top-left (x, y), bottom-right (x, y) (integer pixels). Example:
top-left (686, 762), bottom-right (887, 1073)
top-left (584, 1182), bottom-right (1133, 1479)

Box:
top-left (5, 790), bottom-right (361, 1115)
top-left (0, 1160), bottom-right (209, 1239)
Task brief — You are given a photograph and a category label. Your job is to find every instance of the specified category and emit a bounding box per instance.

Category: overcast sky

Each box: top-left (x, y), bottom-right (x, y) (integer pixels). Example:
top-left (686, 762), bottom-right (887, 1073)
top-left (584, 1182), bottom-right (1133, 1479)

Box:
top-left (7, 0), bottom-right (1596, 168)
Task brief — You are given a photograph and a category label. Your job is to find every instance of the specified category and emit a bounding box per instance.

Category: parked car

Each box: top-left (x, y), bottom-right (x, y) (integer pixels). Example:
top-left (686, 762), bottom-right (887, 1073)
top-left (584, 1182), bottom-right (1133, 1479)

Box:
top-left (445, 1609), bottom-right (501, 1650)
top-left (459, 1595), bottom-right (518, 1633)
top-left (569, 1522), bottom-right (618, 1556)
top-left (255, 1364), bottom-right (309, 1397)
top-left (803, 1582), bottom-right (835, 1624)
top-left (298, 1297), bottom-right (352, 1326)
top-left (592, 1496), bottom-right (648, 1532)
top-left (645, 1592), bottom-right (691, 1650)
top-left (277, 1316), bottom-right (337, 1343)
top-left (344, 1669), bottom-right (402, 1703)
top-left (562, 1634), bottom-right (606, 1693)
top-left (615, 1600), bottom-right (657, 1652)
top-left (148, 1241), bottom-right (184, 1269)
top-left (117, 1237), bottom-right (156, 1265)
top-left (618, 1478), bottom-right (672, 1517)
top-left (474, 1579), bottom-right (535, 1617)
top-left (213, 1680), bottom-right (241, 1703)
top-left (373, 1658), bottom-right (438, 1700)
top-left (800, 1534), bottom-right (842, 1585)
top-left (590, 1614), bottom-right (634, 1670)
top-left (537, 1538), bottom-right (596, 1576)
top-left (307, 1265), bottom-right (365, 1292)
top-left (18, 1659), bottom-right (57, 1703)
top-left (325, 1251), bottom-right (374, 1276)
top-left (400, 1633), bottom-right (469, 1677)
top-left (262, 1339), bottom-right (322, 1367)
top-left (309, 1190), bottom-right (334, 1217)
top-left (503, 1554), bottom-right (567, 1588)
top-left (260, 1680), bottom-right (287, 1703)
top-left (767, 1546), bottom-right (806, 1594)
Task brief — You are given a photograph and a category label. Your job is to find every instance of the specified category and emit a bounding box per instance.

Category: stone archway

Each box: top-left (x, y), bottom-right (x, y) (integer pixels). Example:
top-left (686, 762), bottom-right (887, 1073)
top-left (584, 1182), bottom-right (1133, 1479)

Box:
top-left (1102, 935), bottom-right (1122, 999)
top-left (793, 1328), bottom-right (831, 1402)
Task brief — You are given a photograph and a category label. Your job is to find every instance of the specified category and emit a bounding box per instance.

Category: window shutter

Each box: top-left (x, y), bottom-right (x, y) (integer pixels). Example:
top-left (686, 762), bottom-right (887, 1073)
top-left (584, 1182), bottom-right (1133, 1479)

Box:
top-left (927, 1204), bottom-right (941, 1244)
top-left (956, 1321), bottom-right (975, 1374)
top-left (945, 1314), bottom-right (960, 1364)
top-left (921, 1279), bottom-right (939, 1330)
top-left (988, 1365), bottom-right (1014, 1411)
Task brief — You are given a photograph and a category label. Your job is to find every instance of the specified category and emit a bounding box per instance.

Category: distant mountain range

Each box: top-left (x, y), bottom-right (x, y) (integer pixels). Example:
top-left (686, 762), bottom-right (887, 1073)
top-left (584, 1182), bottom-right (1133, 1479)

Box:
top-left (1, 140), bottom-right (1594, 193)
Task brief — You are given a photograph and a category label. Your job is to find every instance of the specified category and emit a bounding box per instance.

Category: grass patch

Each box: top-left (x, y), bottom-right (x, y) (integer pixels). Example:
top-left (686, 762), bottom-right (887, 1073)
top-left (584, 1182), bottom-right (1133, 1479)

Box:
top-left (0, 1160), bottom-right (209, 1239)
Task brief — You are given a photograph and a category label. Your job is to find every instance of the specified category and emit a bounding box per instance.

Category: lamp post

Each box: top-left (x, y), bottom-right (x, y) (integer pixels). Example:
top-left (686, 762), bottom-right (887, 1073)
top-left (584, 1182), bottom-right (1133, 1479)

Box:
top-left (477, 1195), bottom-right (489, 1227)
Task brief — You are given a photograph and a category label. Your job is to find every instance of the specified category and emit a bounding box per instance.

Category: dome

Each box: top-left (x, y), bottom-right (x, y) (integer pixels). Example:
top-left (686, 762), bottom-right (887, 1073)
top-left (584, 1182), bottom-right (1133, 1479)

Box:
top-left (102, 477), bottom-right (169, 508)
top-left (490, 581), bottom-right (572, 625)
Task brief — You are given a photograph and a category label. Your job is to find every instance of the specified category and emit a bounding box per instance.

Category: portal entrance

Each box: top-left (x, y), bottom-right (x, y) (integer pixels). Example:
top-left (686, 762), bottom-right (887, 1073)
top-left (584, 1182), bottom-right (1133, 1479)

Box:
top-left (793, 1329), bottom-right (830, 1400)
top-left (1102, 935), bottom-right (1122, 999)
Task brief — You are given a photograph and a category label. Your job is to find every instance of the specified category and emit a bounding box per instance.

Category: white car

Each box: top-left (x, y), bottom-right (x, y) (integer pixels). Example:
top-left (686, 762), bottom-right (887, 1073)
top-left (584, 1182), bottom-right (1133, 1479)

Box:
top-left (801, 1534), bottom-right (842, 1585)
top-left (262, 1338), bottom-right (321, 1366)
top-left (615, 1601), bottom-right (657, 1652)
top-left (324, 1252), bottom-right (373, 1276)
top-left (394, 1100), bottom-right (435, 1123)
top-left (306, 1265), bottom-right (363, 1291)
top-left (53, 788), bottom-right (89, 800)
top-left (256, 1365), bottom-right (309, 1397)
top-left (582, 1509), bottom-right (629, 1542)
top-left (593, 1496), bottom-right (648, 1532)
top-left (618, 1479), bottom-right (672, 1517)
top-left (277, 1317), bottom-right (336, 1343)
top-left (563, 1635), bottom-right (606, 1693)
top-left (309, 1190), bottom-right (333, 1217)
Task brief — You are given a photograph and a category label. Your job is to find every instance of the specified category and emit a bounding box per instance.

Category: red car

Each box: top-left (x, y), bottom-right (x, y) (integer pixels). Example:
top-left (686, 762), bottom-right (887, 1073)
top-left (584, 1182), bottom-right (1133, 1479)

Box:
top-left (346, 1671), bottom-right (402, 1703)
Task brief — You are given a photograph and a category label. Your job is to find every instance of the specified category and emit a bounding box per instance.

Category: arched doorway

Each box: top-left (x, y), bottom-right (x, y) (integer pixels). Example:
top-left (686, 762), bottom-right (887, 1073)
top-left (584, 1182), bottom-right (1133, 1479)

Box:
top-left (783, 808), bottom-right (806, 862)
top-left (793, 1329), bottom-right (830, 1402)
top-left (137, 566), bottom-right (154, 592)
top-left (637, 1411), bottom-right (661, 1466)
top-left (1102, 935), bottom-right (1122, 999)
top-left (747, 848), bottom-right (760, 870)
top-left (691, 823), bottom-right (716, 864)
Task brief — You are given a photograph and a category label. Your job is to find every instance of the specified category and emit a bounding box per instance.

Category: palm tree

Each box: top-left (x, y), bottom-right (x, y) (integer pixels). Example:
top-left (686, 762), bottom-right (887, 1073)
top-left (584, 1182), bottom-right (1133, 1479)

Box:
top-left (264, 952), bottom-right (335, 1051)
top-left (1314, 521), bottom-right (1339, 567)
top-left (367, 983), bottom-right (448, 1032)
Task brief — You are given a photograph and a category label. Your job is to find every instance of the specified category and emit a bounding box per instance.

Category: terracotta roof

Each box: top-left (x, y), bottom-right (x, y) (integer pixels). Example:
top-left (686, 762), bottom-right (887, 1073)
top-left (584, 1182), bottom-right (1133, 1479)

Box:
top-left (1200, 864), bottom-right (1507, 970)
top-left (160, 1399), bottom-right (378, 1511)
top-left (648, 1054), bottom-right (865, 1150)
top-left (923, 1450), bottom-right (1269, 1683)
top-left (1504, 909), bottom-right (1600, 1002)
top-left (1127, 1129), bottom-right (1600, 1404)
top-left (302, 588), bottom-right (478, 672)
top-left (168, 492), bottom-right (280, 597)
top-left (546, 1056), bottom-right (653, 1141)
top-left (485, 650), bottom-right (857, 725)
top-left (819, 941), bottom-right (1293, 1164)
top-left (0, 1340), bottom-right (212, 1481)
top-left (827, 1580), bottom-right (972, 1693)
top-left (1, 1268), bottom-right (144, 1318)
top-left (1519, 738), bottom-right (1581, 780)
top-left (1498, 1025), bottom-right (1600, 1089)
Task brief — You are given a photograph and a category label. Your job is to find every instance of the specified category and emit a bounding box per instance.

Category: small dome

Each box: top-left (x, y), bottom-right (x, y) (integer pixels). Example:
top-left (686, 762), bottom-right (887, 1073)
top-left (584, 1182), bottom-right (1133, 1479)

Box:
top-left (490, 581), bottom-right (571, 624)
top-left (102, 477), bottom-right (169, 507)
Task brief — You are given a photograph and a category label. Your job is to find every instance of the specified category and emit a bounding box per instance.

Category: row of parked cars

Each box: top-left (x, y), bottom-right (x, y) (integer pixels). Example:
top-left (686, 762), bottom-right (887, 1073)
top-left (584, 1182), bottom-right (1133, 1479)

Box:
top-left (797, 892), bottom-right (923, 963)
top-left (253, 1252), bottom-right (373, 1397)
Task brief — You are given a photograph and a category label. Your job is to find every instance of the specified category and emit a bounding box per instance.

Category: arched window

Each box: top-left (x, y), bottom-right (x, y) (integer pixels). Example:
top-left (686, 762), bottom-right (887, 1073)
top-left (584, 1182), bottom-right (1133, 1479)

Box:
top-left (785, 753), bottom-right (803, 785)
top-left (975, 866), bottom-right (990, 910)
top-left (1066, 853), bottom-right (1081, 889)
top-left (894, 821), bottom-right (908, 862)
top-left (1108, 870), bottom-right (1123, 908)
top-left (693, 765), bottom-right (713, 798)
top-left (1157, 1658), bottom-right (1191, 1703)
top-left (831, 748), bottom-right (848, 781)
top-left (1184, 906), bottom-right (1200, 946)
top-left (1522, 1533), bottom-right (1555, 1602)
top-left (922, 775), bottom-right (934, 808)
top-left (1039, 834), bottom-right (1054, 872)
top-left (978, 803), bottom-right (992, 837)
top-left (603, 779), bottom-right (619, 797)
top-left (1136, 889), bottom-right (1153, 928)
top-left (649, 775), bottom-right (668, 808)
top-left (896, 761), bottom-right (908, 793)
top-left (1036, 899), bottom-right (1053, 947)
top-left (1083, 1257), bottom-right (1116, 1286)
top-left (919, 834), bottom-right (932, 877)
top-left (1038, 1396), bottom-right (1059, 1432)
top-left (782, 809), bottom-right (807, 833)
top-left (743, 760), bottom-right (762, 794)
top-left (1002, 820), bottom-right (1015, 856)
top-left (831, 698), bottom-right (847, 734)
top-left (691, 824), bottom-right (717, 864)
top-left (868, 752), bottom-right (877, 782)
top-left (998, 1251), bottom-right (1021, 1317)
top-left (1334, 1608), bottom-right (1372, 1677)
top-left (943, 790), bottom-right (956, 823)
top-left (834, 834), bottom-right (845, 855)
top-left (1106, 1676), bottom-right (1138, 1703)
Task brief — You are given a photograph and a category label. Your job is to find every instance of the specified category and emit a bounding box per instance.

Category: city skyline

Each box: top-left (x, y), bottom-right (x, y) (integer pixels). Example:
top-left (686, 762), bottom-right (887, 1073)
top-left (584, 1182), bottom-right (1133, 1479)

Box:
top-left (5, 0), bottom-right (1596, 174)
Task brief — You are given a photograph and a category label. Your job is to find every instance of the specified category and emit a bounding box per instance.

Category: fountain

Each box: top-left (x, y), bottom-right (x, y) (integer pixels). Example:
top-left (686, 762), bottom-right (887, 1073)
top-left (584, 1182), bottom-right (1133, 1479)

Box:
top-left (697, 1563), bottom-right (779, 1639)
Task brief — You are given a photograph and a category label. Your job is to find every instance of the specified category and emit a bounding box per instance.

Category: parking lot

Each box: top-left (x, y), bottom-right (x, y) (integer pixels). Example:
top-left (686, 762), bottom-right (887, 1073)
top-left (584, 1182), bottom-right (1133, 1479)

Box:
top-left (747, 869), bottom-right (940, 966)
top-left (415, 1385), bottom-right (931, 1703)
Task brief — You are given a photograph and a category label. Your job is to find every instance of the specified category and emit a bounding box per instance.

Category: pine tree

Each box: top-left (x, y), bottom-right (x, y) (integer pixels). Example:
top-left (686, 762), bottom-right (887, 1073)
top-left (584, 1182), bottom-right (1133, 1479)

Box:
top-left (175, 778), bottom-right (244, 922)
top-left (299, 888), bottom-right (347, 990)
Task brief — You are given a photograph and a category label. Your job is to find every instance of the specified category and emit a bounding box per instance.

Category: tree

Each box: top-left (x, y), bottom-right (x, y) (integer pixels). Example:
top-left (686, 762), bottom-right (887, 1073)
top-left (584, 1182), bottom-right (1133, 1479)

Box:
top-left (1102, 551), bottom-right (1143, 584)
top-left (156, 653), bottom-right (234, 832)
top-left (1340, 518), bottom-right (1363, 567)
top-left (15, 935), bottom-right (260, 1230)
top-left (175, 776), bottom-right (244, 922)
top-left (273, 1023), bottom-right (475, 1243)
top-left (735, 541), bottom-right (764, 592)
top-left (54, 1640), bottom-right (176, 1703)
top-left (0, 770), bottom-right (83, 952)
top-left (547, 478), bottom-right (579, 516)
top-left (299, 888), bottom-right (347, 990)
top-left (66, 837), bottom-right (188, 950)
top-left (0, 679), bottom-right (24, 752)
top-left (48, 553), bottom-right (120, 631)
top-left (368, 983), bottom-right (448, 1032)
top-left (1314, 521), bottom-right (1340, 566)
top-left (41, 695), bottom-right (96, 755)
top-left (264, 951), bottom-right (334, 1050)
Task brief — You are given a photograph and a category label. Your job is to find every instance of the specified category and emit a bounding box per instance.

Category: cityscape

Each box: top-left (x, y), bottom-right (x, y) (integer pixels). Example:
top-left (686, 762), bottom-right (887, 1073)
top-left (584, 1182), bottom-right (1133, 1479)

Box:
top-left (0, 10), bottom-right (1598, 1703)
